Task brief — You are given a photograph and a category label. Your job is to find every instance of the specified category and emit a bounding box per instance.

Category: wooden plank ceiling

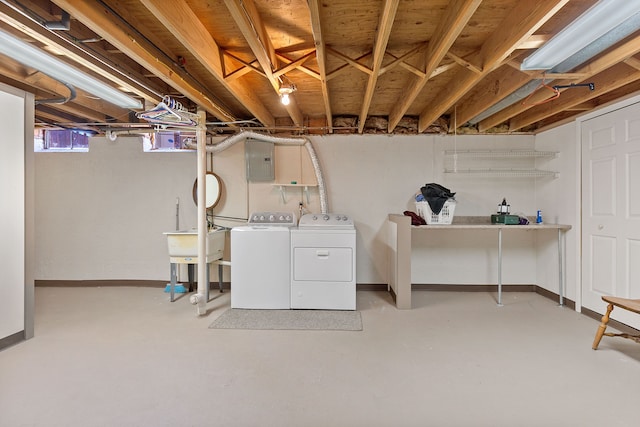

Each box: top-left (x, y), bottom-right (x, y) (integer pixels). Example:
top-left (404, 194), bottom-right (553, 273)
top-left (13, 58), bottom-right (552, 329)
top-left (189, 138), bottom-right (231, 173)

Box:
top-left (1, 0), bottom-right (640, 135)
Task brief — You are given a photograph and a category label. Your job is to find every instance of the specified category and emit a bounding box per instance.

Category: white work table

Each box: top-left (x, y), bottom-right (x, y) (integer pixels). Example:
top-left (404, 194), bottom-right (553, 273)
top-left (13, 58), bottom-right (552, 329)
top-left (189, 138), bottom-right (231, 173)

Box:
top-left (387, 214), bottom-right (571, 309)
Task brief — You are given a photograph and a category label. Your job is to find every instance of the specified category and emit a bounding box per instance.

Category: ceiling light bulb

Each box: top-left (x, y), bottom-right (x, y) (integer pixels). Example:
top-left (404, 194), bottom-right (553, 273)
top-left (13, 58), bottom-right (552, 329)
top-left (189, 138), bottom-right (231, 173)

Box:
top-left (281, 93), bottom-right (290, 105)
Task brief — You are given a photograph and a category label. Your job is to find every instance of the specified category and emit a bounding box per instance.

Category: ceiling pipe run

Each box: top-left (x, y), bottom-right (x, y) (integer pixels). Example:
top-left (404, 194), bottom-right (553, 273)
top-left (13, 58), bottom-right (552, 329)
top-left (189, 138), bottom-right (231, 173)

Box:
top-left (35, 80), bottom-right (76, 105)
top-left (184, 130), bottom-right (329, 214)
top-left (468, 11), bottom-right (640, 126)
top-left (44, 10), bottom-right (70, 30)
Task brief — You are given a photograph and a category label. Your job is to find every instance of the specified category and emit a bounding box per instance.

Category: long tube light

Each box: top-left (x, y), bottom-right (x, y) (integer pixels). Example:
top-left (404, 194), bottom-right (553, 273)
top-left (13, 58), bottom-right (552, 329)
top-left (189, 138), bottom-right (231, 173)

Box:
top-left (0, 27), bottom-right (143, 109)
top-left (521, 0), bottom-right (640, 71)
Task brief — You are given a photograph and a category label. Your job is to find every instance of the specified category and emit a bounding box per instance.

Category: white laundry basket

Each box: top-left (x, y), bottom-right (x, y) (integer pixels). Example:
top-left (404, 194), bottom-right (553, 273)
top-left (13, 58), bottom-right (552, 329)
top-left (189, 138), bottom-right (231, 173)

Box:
top-left (415, 199), bottom-right (456, 224)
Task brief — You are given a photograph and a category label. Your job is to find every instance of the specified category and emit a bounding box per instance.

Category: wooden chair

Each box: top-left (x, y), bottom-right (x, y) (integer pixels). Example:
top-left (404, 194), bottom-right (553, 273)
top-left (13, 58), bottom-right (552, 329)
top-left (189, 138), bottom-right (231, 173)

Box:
top-left (592, 296), bottom-right (640, 350)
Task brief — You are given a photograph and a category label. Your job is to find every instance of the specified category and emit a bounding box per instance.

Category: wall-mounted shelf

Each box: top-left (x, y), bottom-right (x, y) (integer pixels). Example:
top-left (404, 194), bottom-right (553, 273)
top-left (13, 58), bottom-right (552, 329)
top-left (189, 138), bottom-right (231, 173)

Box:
top-left (272, 183), bottom-right (318, 204)
top-left (444, 149), bottom-right (559, 178)
top-left (443, 168), bottom-right (558, 178)
top-left (444, 150), bottom-right (558, 159)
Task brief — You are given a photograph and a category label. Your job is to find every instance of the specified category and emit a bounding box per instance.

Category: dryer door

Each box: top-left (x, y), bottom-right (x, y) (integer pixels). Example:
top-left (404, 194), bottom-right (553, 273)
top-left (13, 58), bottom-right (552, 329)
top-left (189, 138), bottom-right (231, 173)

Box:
top-left (293, 247), bottom-right (353, 282)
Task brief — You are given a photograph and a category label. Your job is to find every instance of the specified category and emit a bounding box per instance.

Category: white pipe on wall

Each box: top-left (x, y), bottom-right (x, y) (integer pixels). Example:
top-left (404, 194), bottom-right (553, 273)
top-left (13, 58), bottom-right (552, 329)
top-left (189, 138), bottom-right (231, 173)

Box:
top-left (195, 110), bottom-right (208, 315)
top-left (186, 130), bottom-right (328, 213)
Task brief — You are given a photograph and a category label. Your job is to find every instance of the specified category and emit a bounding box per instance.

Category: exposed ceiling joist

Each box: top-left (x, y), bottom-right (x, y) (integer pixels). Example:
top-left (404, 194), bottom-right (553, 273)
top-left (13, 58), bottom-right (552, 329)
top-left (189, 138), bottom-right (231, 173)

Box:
top-left (52, 0), bottom-right (237, 122)
top-left (139, 0), bottom-right (274, 127)
top-left (388, 0), bottom-right (482, 132)
top-left (509, 63), bottom-right (640, 131)
top-left (418, 0), bottom-right (570, 133)
top-left (3, 0), bottom-right (640, 136)
top-left (357, 0), bottom-right (399, 133)
top-left (223, 0), bottom-right (303, 126)
top-left (307, 0), bottom-right (333, 133)
top-left (479, 36), bottom-right (640, 131)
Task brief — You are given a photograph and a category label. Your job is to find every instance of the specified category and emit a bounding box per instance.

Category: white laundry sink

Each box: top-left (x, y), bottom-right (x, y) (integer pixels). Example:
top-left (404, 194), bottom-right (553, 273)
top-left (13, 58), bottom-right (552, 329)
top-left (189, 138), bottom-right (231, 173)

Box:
top-left (164, 227), bottom-right (226, 260)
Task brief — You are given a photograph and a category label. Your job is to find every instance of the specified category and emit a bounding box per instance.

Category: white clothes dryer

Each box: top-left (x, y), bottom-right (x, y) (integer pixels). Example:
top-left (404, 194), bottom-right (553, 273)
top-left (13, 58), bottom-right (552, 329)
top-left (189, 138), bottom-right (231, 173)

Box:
top-left (290, 213), bottom-right (356, 310)
top-left (230, 212), bottom-right (296, 309)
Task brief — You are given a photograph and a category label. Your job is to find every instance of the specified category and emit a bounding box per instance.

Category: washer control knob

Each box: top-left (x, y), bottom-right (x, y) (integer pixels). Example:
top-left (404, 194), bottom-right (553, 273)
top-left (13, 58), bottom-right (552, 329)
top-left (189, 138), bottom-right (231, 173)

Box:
top-left (335, 215), bottom-right (341, 220)
top-left (285, 215), bottom-right (292, 222)
top-left (259, 215), bottom-right (265, 221)
top-left (342, 216), bottom-right (348, 221)
top-left (312, 215), bottom-right (317, 220)
top-left (269, 214), bottom-right (275, 222)
top-left (323, 214), bottom-right (330, 221)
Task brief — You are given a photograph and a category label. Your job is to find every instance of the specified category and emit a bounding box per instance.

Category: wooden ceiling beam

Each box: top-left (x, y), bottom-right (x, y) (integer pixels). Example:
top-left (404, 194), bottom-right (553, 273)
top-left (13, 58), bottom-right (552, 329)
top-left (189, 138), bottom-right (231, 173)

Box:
top-left (35, 109), bottom-right (81, 125)
top-left (517, 34), bottom-right (550, 50)
top-left (358, 0), bottom-right (400, 133)
top-left (0, 75), bottom-right (107, 122)
top-left (224, 0), bottom-right (303, 126)
top-left (326, 52), bottom-right (373, 81)
top-left (273, 51), bottom-right (316, 78)
top-left (275, 53), bottom-right (320, 80)
top-left (308, 0), bottom-right (332, 132)
top-left (222, 53), bottom-right (265, 79)
top-left (379, 43), bottom-right (429, 76)
top-left (0, 59), bottom-right (128, 120)
top-left (52, 0), bottom-right (236, 123)
top-left (418, 0), bottom-right (570, 133)
top-left (479, 37), bottom-right (640, 131)
top-left (140, 0), bottom-right (274, 127)
top-left (446, 51), bottom-right (483, 74)
top-left (453, 63), bottom-right (531, 127)
top-left (509, 63), bottom-right (640, 131)
top-left (389, 0), bottom-right (482, 132)
top-left (326, 47), bottom-right (373, 75)
top-left (0, 4), bottom-right (158, 105)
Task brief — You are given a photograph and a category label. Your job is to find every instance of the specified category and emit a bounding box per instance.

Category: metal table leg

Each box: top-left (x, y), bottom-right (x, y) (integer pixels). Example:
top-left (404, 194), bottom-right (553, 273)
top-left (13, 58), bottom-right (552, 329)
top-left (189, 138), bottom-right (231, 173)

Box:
top-left (187, 264), bottom-right (195, 292)
top-left (170, 262), bottom-right (177, 302)
top-left (206, 264), bottom-right (210, 302)
top-left (558, 229), bottom-right (564, 306)
top-left (218, 263), bottom-right (224, 292)
top-left (498, 228), bottom-right (503, 306)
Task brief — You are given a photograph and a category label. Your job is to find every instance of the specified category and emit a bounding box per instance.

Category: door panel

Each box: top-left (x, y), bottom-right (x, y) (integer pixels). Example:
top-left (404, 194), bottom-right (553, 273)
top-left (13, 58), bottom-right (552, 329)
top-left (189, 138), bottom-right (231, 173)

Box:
top-left (582, 102), bottom-right (640, 330)
top-left (590, 157), bottom-right (616, 216)
top-left (629, 152), bottom-right (640, 217)
top-left (590, 235), bottom-right (616, 296)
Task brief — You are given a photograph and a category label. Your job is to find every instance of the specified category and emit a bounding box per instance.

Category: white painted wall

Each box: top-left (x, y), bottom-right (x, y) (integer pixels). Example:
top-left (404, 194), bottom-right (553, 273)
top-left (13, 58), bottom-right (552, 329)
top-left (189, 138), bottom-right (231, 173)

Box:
top-left (35, 138), bottom-right (199, 280)
top-left (36, 132), bottom-right (547, 286)
top-left (0, 86), bottom-right (26, 340)
top-left (534, 122), bottom-right (580, 302)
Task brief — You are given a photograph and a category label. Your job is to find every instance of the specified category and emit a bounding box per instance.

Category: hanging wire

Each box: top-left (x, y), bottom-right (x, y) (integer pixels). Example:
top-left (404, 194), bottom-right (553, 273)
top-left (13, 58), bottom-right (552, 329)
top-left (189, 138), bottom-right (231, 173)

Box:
top-left (521, 73), bottom-right (560, 106)
top-left (453, 105), bottom-right (458, 173)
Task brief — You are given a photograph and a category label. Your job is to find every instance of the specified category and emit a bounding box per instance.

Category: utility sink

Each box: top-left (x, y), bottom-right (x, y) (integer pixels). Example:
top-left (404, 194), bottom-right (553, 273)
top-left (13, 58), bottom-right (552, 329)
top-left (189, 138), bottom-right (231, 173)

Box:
top-left (163, 227), bottom-right (226, 261)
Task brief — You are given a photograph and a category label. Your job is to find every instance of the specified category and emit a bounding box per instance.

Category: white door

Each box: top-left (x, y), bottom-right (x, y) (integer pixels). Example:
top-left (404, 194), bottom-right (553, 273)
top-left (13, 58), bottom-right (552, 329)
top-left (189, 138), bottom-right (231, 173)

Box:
top-left (581, 102), bottom-right (640, 329)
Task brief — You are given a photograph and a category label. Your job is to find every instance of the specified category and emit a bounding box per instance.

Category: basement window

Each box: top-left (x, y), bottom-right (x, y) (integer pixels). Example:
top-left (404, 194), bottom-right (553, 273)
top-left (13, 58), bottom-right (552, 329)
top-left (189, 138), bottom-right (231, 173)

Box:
top-left (34, 129), bottom-right (90, 152)
top-left (142, 131), bottom-right (196, 152)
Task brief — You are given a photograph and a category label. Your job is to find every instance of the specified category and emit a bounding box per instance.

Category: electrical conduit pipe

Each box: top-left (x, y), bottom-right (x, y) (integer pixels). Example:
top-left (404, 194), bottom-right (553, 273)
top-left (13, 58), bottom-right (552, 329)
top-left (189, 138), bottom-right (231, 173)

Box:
top-left (186, 130), bottom-right (328, 315)
top-left (184, 130), bottom-right (328, 214)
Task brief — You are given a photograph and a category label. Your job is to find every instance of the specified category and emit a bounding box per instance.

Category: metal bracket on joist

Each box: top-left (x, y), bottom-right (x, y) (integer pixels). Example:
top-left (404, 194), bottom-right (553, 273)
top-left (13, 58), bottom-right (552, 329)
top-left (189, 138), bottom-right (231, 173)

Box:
top-left (552, 82), bottom-right (595, 91)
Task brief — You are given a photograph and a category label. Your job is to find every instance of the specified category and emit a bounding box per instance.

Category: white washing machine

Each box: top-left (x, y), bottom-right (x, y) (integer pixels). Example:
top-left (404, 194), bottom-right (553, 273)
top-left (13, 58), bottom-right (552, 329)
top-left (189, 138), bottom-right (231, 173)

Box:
top-left (290, 213), bottom-right (356, 310)
top-left (230, 212), bottom-right (296, 309)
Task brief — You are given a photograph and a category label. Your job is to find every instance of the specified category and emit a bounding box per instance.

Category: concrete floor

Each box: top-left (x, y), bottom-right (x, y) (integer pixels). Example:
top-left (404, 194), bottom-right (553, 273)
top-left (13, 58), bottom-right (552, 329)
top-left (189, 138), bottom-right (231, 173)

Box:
top-left (1, 287), bottom-right (639, 427)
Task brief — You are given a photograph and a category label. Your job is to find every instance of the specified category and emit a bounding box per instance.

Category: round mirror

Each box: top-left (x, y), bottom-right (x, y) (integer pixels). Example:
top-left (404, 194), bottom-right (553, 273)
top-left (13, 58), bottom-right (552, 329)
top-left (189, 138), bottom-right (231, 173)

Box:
top-left (192, 172), bottom-right (222, 208)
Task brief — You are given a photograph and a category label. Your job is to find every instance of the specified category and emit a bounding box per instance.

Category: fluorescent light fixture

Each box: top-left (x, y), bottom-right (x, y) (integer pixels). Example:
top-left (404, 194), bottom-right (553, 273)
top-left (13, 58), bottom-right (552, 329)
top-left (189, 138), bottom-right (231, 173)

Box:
top-left (0, 28), bottom-right (143, 109)
top-left (521, 0), bottom-right (640, 70)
